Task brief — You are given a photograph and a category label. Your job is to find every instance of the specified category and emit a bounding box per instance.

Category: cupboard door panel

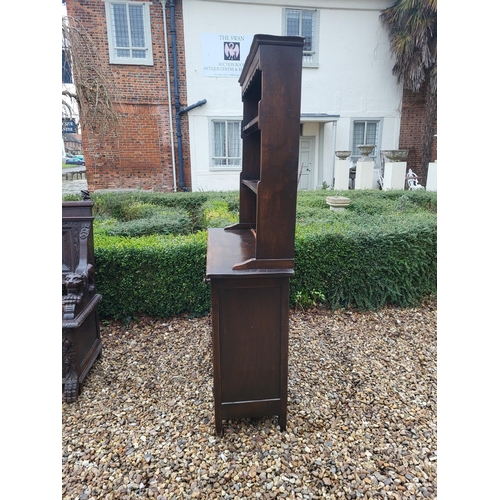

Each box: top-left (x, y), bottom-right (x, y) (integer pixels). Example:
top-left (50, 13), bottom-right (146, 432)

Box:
top-left (219, 286), bottom-right (282, 402)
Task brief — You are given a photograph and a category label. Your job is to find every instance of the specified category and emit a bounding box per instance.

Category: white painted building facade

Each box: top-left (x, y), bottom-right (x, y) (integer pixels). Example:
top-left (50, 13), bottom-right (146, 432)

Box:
top-left (182, 0), bottom-right (402, 192)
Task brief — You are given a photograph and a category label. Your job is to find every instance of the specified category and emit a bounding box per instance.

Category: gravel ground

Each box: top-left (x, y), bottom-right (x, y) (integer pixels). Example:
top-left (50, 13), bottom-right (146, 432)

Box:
top-left (62, 299), bottom-right (437, 500)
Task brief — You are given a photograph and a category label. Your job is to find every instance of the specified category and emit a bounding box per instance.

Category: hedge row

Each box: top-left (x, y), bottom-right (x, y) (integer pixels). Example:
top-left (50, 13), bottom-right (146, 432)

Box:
top-left (292, 213), bottom-right (436, 310)
top-left (94, 232), bottom-right (210, 319)
top-left (89, 190), bottom-right (437, 319)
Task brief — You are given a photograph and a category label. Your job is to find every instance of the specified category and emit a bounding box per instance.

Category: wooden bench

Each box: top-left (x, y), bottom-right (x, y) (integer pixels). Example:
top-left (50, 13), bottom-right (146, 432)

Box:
top-left (62, 193), bottom-right (102, 402)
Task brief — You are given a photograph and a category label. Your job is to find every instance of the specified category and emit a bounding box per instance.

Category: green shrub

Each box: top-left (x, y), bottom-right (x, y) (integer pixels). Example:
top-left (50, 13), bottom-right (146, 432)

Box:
top-left (292, 212), bottom-right (436, 310)
top-left (91, 190), bottom-right (210, 221)
top-left (94, 232), bottom-right (210, 318)
top-left (294, 289), bottom-right (326, 310)
top-left (120, 201), bottom-right (163, 221)
top-left (62, 193), bottom-right (83, 202)
top-left (200, 199), bottom-right (239, 229)
top-left (84, 189), bottom-right (437, 318)
top-left (90, 190), bottom-right (241, 232)
top-left (297, 189), bottom-right (437, 214)
top-left (102, 210), bottom-right (192, 237)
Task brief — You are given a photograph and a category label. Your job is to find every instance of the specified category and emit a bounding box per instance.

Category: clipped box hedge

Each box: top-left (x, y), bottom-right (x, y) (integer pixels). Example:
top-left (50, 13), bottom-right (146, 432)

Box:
top-left (292, 213), bottom-right (436, 311)
top-left (94, 232), bottom-right (210, 319)
top-left (87, 189), bottom-right (436, 319)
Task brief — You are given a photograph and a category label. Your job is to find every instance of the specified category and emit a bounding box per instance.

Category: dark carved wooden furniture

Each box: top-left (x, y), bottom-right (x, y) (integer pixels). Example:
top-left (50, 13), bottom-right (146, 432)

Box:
top-left (206, 34), bottom-right (303, 435)
top-left (62, 194), bottom-right (102, 402)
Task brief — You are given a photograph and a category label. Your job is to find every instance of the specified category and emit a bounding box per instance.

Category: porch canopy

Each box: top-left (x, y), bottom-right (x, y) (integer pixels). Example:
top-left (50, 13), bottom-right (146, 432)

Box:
top-left (300, 113), bottom-right (339, 123)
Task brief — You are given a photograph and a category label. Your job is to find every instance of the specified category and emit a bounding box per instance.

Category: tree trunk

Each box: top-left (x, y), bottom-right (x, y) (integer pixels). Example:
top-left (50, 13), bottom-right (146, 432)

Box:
top-left (420, 80), bottom-right (437, 186)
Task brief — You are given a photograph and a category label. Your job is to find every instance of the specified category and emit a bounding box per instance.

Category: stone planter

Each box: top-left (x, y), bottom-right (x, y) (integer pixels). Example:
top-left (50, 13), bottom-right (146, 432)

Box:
top-left (335, 151), bottom-right (351, 160)
top-left (382, 150), bottom-right (409, 162)
top-left (357, 144), bottom-right (375, 157)
top-left (326, 196), bottom-right (350, 211)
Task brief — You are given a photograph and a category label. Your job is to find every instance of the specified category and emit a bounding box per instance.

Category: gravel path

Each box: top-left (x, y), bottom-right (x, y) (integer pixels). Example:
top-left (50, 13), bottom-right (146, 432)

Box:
top-left (62, 299), bottom-right (437, 499)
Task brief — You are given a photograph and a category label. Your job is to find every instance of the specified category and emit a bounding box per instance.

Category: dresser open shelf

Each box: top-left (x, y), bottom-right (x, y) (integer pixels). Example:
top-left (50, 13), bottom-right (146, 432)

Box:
top-left (224, 34), bottom-right (304, 271)
top-left (206, 34), bottom-right (303, 435)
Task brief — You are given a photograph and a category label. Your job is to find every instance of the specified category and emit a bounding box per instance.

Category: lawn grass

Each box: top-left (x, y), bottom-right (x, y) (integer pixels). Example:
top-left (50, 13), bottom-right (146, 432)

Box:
top-left (63, 161), bottom-right (85, 169)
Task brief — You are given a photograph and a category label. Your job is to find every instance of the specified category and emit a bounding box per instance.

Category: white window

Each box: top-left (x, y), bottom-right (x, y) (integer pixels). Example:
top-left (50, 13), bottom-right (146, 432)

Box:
top-left (352, 120), bottom-right (381, 165)
top-left (104, 1), bottom-right (153, 65)
top-left (211, 120), bottom-right (242, 170)
top-left (284, 8), bottom-right (319, 67)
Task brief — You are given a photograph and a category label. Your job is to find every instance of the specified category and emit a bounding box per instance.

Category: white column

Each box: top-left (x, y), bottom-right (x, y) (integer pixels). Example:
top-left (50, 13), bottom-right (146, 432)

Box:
top-left (426, 161), bottom-right (437, 191)
top-left (354, 157), bottom-right (375, 190)
top-left (383, 161), bottom-right (407, 190)
top-left (334, 159), bottom-right (350, 190)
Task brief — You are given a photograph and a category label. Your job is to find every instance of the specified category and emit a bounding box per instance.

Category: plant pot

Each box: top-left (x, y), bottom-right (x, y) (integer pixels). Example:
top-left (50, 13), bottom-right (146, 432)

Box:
top-left (357, 144), bottom-right (375, 156)
top-left (335, 151), bottom-right (351, 160)
top-left (381, 149), bottom-right (409, 161)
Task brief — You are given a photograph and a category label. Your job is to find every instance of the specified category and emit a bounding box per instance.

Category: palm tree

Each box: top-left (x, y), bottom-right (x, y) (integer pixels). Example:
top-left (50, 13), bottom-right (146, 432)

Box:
top-left (380, 0), bottom-right (437, 185)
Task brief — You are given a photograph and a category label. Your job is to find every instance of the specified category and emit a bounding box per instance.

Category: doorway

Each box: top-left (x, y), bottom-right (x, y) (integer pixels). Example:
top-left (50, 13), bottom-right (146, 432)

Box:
top-left (298, 136), bottom-right (315, 190)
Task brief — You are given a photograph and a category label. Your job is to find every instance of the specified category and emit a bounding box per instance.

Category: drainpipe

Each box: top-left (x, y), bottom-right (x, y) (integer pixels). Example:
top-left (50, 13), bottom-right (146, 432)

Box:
top-left (159, 0), bottom-right (177, 192)
top-left (180, 99), bottom-right (207, 114)
top-left (163, 0), bottom-right (207, 190)
top-left (167, 0), bottom-right (187, 189)
top-left (167, 1), bottom-right (206, 192)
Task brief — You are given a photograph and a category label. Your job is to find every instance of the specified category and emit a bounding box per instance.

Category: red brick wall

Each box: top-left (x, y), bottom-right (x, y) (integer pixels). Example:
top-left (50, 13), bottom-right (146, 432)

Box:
top-left (66, 0), bottom-right (191, 192)
top-left (398, 84), bottom-right (437, 180)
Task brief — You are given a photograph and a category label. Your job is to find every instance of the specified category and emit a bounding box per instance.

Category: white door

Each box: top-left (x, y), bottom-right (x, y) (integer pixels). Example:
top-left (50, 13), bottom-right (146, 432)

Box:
top-left (298, 137), bottom-right (314, 190)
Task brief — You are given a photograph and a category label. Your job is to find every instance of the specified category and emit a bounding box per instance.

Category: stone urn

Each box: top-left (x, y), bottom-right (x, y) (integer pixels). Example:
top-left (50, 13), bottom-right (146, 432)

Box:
top-left (335, 151), bottom-right (351, 160)
top-left (326, 195), bottom-right (350, 211)
top-left (357, 144), bottom-right (375, 157)
top-left (381, 149), bottom-right (409, 162)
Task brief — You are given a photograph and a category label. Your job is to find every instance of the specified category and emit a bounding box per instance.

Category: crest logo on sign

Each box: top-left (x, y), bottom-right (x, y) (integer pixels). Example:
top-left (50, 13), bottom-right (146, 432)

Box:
top-left (224, 42), bottom-right (240, 60)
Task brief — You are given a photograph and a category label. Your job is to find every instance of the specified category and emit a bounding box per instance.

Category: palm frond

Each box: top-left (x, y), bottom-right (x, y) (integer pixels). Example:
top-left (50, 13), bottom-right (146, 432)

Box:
top-left (380, 0), bottom-right (437, 92)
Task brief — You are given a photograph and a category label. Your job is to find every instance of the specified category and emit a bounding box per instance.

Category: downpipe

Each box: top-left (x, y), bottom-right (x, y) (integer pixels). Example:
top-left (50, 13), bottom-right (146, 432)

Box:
top-left (168, 0), bottom-right (187, 190)
top-left (180, 99), bottom-right (207, 115)
top-left (162, 0), bottom-right (207, 191)
top-left (158, 0), bottom-right (177, 192)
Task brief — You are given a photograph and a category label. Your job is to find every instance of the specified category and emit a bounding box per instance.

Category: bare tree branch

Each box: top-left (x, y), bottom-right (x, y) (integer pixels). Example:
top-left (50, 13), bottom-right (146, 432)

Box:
top-left (62, 15), bottom-right (119, 137)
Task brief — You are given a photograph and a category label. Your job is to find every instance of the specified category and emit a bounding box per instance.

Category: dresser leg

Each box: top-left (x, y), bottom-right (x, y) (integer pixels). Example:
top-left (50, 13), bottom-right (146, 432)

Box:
top-left (215, 418), bottom-right (223, 436)
top-left (279, 414), bottom-right (287, 432)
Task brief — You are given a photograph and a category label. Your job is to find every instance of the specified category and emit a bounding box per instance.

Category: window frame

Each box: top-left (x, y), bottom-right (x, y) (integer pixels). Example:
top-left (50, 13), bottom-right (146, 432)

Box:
top-left (62, 48), bottom-right (73, 84)
top-left (283, 8), bottom-right (319, 68)
top-left (209, 118), bottom-right (243, 171)
top-left (351, 119), bottom-right (383, 166)
top-left (104, 0), bottom-right (153, 66)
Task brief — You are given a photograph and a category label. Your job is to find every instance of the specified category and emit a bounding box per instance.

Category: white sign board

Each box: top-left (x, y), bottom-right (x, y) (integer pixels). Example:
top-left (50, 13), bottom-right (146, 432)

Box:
top-left (202, 33), bottom-right (253, 78)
